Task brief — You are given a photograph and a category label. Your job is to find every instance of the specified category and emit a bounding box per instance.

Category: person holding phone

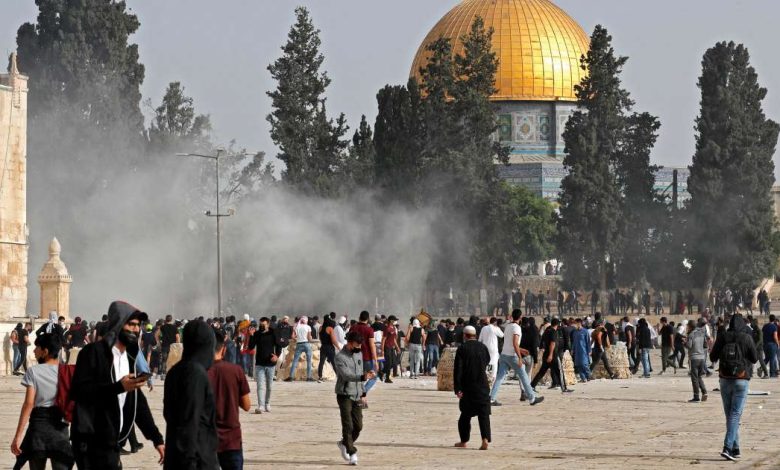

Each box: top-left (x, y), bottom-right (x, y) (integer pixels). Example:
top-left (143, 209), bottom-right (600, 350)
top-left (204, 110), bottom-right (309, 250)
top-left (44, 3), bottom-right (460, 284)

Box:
top-left (70, 301), bottom-right (165, 470)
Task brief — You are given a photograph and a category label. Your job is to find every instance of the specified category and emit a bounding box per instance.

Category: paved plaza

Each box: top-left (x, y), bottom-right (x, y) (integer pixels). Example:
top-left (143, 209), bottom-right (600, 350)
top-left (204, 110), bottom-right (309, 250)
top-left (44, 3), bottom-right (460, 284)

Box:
top-left (2, 353), bottom-right (780, 470)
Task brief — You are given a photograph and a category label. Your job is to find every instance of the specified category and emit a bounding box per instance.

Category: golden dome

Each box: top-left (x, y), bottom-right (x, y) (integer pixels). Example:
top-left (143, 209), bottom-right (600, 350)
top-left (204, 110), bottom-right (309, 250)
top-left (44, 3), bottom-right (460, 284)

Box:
top-left (410, 0), bottom-right (590, 102)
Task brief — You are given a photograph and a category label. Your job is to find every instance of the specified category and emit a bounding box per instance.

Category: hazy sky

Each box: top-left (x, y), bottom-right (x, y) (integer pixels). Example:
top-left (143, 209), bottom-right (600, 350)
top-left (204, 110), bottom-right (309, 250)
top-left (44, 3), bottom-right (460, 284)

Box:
top-left (2, 0), bottom-right (779, 173)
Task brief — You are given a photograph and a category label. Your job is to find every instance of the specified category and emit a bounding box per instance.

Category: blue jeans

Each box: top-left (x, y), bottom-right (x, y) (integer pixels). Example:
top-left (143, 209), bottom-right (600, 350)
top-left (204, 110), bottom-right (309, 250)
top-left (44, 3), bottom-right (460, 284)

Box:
top-left (640, 348), bottom-right (651, 377)
top-left (425, 345), bottom-right (440, 372)
top-left (241, 353), bottom-right (254, 378)
top-left (763, 343), bottom-right (778, 377)
top-left (408, 344), bottom-right (423, 376)
top-left (719, 378), bottom-right (748, 450)
top-left (255, 365), bottom-right (275, 407)
top-left (364, 359), bottom-right (378, 393)
top-left (225, 340), bottom-right (237, 364)
top-left (12, 344), bottom-right (20, 371)
top-left (218, 448), bottom-right (243, 470)
top-left (490, 354), bottom-right (535, 402)
top-left (289, 342), bottom-right (312, 379)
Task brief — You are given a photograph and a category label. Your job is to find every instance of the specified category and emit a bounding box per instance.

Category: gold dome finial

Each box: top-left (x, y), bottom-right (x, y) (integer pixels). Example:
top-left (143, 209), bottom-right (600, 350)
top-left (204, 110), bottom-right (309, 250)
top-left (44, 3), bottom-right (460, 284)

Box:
top-left (410, 0), bottom-right (590, 102)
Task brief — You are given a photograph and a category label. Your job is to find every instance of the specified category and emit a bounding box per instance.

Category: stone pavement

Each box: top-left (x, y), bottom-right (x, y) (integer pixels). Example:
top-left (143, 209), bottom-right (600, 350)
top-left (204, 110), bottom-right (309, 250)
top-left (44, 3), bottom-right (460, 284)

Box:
top-left (1, 355), bottom-right (779, 469)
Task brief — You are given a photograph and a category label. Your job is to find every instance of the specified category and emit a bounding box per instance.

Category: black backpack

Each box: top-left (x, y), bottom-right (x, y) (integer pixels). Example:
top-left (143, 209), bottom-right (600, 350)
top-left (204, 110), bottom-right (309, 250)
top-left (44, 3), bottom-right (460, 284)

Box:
top-left (719, 333), bottom-right (746, 378)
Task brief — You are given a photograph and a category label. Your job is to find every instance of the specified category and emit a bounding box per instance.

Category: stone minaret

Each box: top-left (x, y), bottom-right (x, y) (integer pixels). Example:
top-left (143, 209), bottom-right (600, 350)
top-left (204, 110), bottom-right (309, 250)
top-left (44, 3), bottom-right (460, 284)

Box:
top-left (0, 53), bottom-right (28, 320)
top-left (38, 237), bottom-right (72, 320)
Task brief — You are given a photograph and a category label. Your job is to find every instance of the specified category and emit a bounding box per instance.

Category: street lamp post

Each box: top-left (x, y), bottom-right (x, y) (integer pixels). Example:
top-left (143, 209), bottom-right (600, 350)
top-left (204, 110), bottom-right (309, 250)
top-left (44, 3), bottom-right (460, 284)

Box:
top-left (177, 148), bottom-right (237, 316)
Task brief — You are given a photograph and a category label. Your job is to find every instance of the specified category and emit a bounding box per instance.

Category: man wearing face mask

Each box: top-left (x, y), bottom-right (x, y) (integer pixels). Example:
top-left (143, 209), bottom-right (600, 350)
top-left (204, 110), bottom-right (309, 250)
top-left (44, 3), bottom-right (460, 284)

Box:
top-left (249, 317), bottom-right (281, 413)
top-left (70, 301), bottom-right (165, 469)
top-left (334, 331), bottom-right (376, 466)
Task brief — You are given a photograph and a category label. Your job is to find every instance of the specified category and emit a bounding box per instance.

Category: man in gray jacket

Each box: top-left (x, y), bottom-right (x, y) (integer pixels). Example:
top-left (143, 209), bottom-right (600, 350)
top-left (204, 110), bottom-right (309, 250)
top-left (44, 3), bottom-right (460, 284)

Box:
top-left (335, 331), bottom-right (376, 466)
top-left (686, 318), bottom-right (709, 402)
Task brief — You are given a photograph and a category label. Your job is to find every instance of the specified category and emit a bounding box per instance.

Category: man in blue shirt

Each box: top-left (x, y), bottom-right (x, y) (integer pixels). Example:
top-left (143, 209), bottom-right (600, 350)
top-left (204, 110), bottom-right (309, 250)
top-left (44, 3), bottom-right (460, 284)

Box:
top-left (761, 315), bottom-right (779, 378)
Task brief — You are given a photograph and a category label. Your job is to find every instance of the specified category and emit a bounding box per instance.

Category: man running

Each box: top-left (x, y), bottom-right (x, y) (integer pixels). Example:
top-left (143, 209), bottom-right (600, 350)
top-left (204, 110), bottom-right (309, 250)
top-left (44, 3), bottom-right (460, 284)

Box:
top-left (488, 309), bottom-right (543, 407)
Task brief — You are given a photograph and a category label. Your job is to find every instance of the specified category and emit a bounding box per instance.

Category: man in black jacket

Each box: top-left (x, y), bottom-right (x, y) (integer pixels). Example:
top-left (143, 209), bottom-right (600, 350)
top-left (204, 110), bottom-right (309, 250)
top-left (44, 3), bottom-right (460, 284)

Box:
top-left (70, 301), bottom-right (164, 469)
top-left (163, 319), bottom-right (218, 469)
top-left (710, 314), bottom-right (758, 461)
top-left (249, 317), bottom-right (281, 413)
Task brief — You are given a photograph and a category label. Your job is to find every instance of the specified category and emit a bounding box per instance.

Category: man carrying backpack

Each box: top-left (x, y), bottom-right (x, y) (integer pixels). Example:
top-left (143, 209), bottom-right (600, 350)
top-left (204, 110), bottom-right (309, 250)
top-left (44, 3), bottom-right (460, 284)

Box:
top-left (709, 314), bottom-right (758, 462)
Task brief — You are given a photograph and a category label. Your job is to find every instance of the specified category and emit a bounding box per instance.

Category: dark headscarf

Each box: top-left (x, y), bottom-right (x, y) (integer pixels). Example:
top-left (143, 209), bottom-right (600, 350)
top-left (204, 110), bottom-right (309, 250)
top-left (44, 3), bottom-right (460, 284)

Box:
top-left (182, 320), bottom-right (216, 371)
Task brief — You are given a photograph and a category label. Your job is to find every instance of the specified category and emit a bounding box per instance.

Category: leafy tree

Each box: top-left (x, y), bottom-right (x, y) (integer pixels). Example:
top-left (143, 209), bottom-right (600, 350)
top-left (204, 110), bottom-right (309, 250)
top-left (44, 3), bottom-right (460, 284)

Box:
top-left (267, 7), bottom-right (348, 197)
top-left (147, 81), bottom-right (212, 155)
top-left (373, 79), bottom-right (424, 203)
top-left (687, 41), bottom-right (779, 292)
top-left (485, 183), bottom-right (557, 282)
top-left (344, 115), bottom-right (376, 188)
top-left (17, 0), bottom-right (145, 135)
top-left (614, 112), bottom-right (662, 287)
top-left (558, 26), bottom-right (631, 293)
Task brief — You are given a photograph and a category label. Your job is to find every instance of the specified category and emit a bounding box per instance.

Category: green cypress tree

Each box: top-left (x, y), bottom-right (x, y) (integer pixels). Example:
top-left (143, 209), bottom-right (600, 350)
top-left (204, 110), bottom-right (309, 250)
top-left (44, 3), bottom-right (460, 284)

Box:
top-left (267, 7), bottom-right (348, 197)
top-left (373, 79), bottom-right (424, 204)
top-left (147, 81), bottom-right (212, 155)
top-left (558, 26), bottom-right (633, 293)
top-left (687, 41), bottom-right (779, 292)
top-left (17, 0), bottom-right (145, 134)
top-left (345, 115), bottom-right (376, 189)
top-left (614, 112), bottom-right (661, 287)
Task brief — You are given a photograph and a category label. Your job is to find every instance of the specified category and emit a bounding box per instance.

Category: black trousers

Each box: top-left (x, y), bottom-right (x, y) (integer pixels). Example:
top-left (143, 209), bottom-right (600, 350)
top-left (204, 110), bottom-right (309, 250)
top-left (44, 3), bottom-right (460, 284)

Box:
top-left (72, 438), bottom-right (121, 470)
top-left (318, 344), bottom-right (335, 379)
top-left (383, 347), bottom-right (398, 378)
top-left (531, 356), bottom-right (566, 390)
top-left (458, 400), bottom-right (491, 443)
top-left (590, 349), bottom-right (614, 376)
top-left (337, 395), bottom-right (363, 455)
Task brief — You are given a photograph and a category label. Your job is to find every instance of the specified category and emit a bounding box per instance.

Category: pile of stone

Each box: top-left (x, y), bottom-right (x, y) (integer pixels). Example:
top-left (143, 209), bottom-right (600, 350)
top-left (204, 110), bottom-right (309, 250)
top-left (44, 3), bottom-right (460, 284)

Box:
top-left (592, 342), bottom-right (632, 379)
top-left (277, 340), bottom-right (335, 381)
top-left (530, 351), bottom-right (577, 385)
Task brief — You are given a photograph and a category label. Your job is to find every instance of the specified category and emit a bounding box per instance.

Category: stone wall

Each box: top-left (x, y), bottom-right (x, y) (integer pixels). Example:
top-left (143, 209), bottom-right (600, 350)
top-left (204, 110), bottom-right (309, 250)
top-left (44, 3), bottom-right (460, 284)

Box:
top-left (0, 57), bottom-right (29, 320)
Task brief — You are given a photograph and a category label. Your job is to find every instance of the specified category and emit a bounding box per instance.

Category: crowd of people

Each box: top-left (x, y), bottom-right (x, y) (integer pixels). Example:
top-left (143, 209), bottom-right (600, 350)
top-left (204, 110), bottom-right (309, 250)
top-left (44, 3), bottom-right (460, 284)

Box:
top-left (7, 298), bottom-right (777, 468)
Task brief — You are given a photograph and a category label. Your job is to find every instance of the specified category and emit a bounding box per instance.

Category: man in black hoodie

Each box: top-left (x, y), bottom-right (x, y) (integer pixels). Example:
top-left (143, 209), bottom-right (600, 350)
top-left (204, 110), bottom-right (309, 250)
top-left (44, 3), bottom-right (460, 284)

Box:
top-left (163, 319), bottom-right (218, 469)
top-left (710, 314), bottom-right (758, 461)
top-left (70, 301), bottom-right (164, 469)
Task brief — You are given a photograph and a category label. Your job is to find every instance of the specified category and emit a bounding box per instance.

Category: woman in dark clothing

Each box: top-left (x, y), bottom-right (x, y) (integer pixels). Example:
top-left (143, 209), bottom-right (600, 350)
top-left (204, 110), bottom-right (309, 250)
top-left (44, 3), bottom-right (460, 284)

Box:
top-left (11, 333), bottom-right (74, 470)
top-left (163, 320), bottom-right (218, 469)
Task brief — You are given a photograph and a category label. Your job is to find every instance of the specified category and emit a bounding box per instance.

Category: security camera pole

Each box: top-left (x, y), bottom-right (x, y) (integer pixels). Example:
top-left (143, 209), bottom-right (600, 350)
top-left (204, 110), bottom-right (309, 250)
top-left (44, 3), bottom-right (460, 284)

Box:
top-left (176, 148), bottom-right (241, 316)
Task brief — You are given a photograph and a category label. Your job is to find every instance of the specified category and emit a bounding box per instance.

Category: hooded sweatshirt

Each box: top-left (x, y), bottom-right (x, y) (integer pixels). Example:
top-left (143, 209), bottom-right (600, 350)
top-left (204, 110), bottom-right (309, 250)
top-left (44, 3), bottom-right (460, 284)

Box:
top-left (163, 320), bottom-right (218, 470)
top-left (70, 301), bottom-right (162, 449)
top-left (709, 315), bottom-right (758, 379)
top-left (686, 327), bottom-right (708, 360)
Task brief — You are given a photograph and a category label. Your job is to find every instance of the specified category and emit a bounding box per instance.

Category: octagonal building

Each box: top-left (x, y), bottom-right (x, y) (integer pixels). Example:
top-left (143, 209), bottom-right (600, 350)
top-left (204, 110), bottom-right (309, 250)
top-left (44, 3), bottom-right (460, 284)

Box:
top-left (411, 0), bottom-right (590, 200)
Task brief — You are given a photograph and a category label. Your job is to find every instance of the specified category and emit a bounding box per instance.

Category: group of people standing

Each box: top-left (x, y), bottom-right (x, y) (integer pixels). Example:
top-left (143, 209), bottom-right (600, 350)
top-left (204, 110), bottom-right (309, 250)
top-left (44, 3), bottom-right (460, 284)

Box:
top-left (7, 298), bottom-right (777, 468)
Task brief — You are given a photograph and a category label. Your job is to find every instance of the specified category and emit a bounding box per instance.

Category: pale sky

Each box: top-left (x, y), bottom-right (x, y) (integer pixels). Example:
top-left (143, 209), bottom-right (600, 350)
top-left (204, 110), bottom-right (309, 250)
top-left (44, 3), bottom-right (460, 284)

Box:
top-left (2, 0), bottom-right (779, 173)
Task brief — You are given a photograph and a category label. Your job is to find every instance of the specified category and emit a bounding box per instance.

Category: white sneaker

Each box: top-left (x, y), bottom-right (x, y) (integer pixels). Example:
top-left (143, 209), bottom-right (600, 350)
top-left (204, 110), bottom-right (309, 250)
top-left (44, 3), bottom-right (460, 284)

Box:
top-left (264, 404), bottom-right (271, 413)
top-left (349, 453), bottom-right (358, 465)
top-left (337, 442), bottom-right (349, 461)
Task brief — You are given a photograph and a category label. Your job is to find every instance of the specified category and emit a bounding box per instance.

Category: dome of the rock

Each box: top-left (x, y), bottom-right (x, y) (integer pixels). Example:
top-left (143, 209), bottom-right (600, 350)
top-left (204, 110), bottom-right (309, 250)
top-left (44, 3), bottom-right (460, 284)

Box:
top-left (410, 0), bottom-right (590, 102)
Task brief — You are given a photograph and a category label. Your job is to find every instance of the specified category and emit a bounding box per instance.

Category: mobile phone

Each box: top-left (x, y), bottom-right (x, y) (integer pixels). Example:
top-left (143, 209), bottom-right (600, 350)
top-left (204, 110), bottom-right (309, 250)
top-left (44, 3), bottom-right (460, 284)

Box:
top-left (136, 372), bottom-right (152, 380)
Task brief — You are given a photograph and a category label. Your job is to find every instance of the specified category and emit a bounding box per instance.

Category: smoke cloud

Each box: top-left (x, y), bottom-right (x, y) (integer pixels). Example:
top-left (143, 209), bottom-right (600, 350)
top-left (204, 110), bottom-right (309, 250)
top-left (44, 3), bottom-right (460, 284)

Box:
top-left (27, 147), bottom-right (444, 319)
